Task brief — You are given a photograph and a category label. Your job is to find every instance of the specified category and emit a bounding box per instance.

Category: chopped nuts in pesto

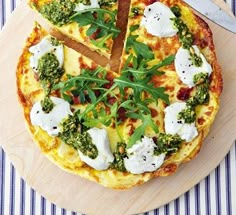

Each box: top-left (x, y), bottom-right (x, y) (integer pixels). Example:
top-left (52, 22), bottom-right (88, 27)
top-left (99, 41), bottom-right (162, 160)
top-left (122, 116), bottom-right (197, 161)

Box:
top-left (40, 96), bottom-right (54, 113)
top-left (39, 0), bottom-right (77, 26)
top-left (189, 47), bottom-right (203, 67)
top-left (59, 114), bottom-right (98, 159)
top-left (178, 105), bottom-right (196, 123)
top-left (154, 133), bottom-right (183, 155)
top-left (111, 142), bottom-right (127, 172)
top-left (37, 53), bottom-right (64, 87)
top-left (172, 17), bottom-right (194, 50)
top-left (171, 6), bottom-right (203, 67)
top-left (187, 73), bottom-right (210, 106)
top-left (76, 132), bottom-right (98, 159)
top-left (193, 72), bottom-right (208, 85)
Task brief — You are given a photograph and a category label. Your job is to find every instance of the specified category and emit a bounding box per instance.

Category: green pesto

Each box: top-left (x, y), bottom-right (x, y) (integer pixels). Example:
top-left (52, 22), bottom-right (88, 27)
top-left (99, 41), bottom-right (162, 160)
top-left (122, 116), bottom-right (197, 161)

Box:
top-left (39, 0), bottom-right (77, 26)
top-left (40, 96), bottom-right (54, 113)
top-left (193, 72), bottom-right (208, 85)
top-left (191, 82), bottom-right (210, 105)
top-left (99, 0), bottom-right (117, 7)
top-left (171, 6), bottom-right (203, 67)
top-left (76, 132), bottom-right (98, 159)
top-left (172, 17), bottom-right (194, 49)
top-left (59, 114), bottom-right (98, 159)
top-left (131, 7), bottom-right (142, 17)
top-left (154, 133), bottom-right (182, 155)
top-left (110, 142), bottom-right (127, 172)
top-left (50, 37), bottom-right (61, 46)
top-left (178, 105), bottom-right (196, 123)
top-left (187, 73), bottom-right (210, 106)
top-left (190, 52), bottom-right (203, 67)
top-left (37, 53), bottom-right (64, 87)
top-left (171, 5), bottom-right (181, 17)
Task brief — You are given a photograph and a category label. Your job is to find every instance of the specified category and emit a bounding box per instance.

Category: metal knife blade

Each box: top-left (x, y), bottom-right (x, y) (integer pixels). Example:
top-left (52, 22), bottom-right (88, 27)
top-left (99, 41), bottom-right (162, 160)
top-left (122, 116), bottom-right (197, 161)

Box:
top-left (184, 0), bottom-right (236, 33)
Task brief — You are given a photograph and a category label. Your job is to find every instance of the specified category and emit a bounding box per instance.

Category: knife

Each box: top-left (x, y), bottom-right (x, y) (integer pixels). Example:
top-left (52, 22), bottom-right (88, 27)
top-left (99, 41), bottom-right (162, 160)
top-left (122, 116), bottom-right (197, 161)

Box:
top-left (184, 0), bottom-right (236, 33)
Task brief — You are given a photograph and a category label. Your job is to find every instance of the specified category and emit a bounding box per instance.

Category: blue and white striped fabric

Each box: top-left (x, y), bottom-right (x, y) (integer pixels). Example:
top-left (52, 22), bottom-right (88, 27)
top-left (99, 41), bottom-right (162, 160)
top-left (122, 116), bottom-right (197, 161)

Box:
top-left (0, 1), bottom-right (236, 214)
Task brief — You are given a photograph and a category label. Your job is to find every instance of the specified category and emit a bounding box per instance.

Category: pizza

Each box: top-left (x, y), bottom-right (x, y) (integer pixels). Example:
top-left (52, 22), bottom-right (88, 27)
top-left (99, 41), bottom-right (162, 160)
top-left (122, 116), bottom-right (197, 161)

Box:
top-left (29, 0), bottom-right (120, 59)
top-left (16, 0), bottom-right (223, 189)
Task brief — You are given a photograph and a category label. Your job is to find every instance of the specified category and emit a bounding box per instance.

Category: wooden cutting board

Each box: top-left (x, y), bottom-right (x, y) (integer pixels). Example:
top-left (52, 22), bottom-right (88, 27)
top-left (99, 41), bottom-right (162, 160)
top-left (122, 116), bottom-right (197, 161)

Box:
top-left (0, 0), bottom-right (236, 214)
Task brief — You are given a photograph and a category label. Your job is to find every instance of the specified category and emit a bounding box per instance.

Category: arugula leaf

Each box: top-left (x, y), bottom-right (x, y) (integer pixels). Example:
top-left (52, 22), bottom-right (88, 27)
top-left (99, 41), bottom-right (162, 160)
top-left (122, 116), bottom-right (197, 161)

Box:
top-left (91, 34), bottom-right (113, 50)
top-left (127, 114), bottom-right (158, 148)
top-left (115, 76), bottom-right (169, 104)
top-left (126, 35), bottom-right (154, 60)
top-left (83, 102), bottom-right (118, 127)
top-left (70, 8), bottom-right (120, 49)
top-left (53, 67), bottom-right (109, 104)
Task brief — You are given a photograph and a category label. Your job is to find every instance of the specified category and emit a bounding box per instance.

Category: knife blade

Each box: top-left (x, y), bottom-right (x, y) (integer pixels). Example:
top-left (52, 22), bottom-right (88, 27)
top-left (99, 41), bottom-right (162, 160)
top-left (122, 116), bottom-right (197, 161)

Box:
top-left (184, 0), bottom-right (236, 33)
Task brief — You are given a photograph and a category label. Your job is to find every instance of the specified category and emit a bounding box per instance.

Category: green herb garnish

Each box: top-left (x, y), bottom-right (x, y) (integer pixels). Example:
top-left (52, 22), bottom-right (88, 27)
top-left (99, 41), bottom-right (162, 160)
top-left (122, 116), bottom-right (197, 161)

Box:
top-left (126, 35), bottom-right (154, 60)
top-left (39, 0), bottom-right (77, 26)
top-left (53, 67), bottom-right (109, 104)
top-left (171, 5), bottom-right (181, 17)
top-left (111, 142), bottom-right (127, 172)
top-left (154, 133), bottom-right (183, 155)
top-left (59, 113), bottom-right (98, 159)
top-left (37, 52), bottom-right (64, 88)
top-left (70, 8), bottom-right (120, 49)
top-left (131, 7), bottom-right (142, 17)
top-left (178, 105), bottom-right (196, 123)
top-left (40, 96), bottom-right (54, 113)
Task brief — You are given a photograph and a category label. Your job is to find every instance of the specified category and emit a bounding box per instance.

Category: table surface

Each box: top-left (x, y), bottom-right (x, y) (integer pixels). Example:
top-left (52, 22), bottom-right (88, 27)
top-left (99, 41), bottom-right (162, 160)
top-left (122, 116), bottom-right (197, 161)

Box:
top-left (0, 0), bottom-right (236, 215)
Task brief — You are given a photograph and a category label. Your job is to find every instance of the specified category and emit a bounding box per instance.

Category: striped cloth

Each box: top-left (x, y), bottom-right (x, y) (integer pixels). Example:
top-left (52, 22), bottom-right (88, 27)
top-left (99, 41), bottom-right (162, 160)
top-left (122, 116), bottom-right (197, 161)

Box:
top-left (0, 1), bottom-right (236, 214)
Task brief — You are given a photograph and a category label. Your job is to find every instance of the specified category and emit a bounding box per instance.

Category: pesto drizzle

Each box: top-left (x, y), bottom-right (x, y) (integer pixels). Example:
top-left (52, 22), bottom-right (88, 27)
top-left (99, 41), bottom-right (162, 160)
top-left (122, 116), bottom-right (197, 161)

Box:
top-left (37, 52), bottom-right (64, 88)
top-left (178, 72), bottom-right (210, 123)
top-left (110, 142), bottom-right (127, 172)
top-left (35, 38), bottom-right (64, 113)
top-left (59, 113), bottom-right (98, 159)
top-left (39, 0), bottom-right (77, 26)
top-left (171, 6), bottom-right (203, 67)
top-left (154, 133), bottom-right (183, 156)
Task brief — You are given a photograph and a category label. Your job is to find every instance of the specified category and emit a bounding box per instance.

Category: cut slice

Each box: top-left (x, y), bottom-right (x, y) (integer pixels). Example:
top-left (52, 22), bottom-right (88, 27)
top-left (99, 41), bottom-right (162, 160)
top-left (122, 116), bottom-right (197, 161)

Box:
top-left (28, 0), bottom-right (120, 59)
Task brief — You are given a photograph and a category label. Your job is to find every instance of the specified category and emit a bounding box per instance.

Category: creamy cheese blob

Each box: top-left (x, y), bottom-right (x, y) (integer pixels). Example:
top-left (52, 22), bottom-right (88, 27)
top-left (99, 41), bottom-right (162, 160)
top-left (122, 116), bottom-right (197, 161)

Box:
top-left (164, 102), bottom-right (198, 142)
top-left (124, 136), bottom-right (165, 174)
top-left (30, 97), bottom-right (72, 136)
top-left (78, 128), bottom-right (114, 171)
top-left (175, 45), bottom-right (212, 87)
top-left (29, 36), bottom-right (64, 71)
top-left (74, 0), bottom-right (100, 12)
top-left (141, 2), bottom-right (178, 37)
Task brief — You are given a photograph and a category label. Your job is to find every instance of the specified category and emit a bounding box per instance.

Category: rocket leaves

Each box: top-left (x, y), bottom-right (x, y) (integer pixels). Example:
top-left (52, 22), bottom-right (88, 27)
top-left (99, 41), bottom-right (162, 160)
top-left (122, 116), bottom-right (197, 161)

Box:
top-left (70, 8), bottom-right (120, 49)
top-left (54, 53), bottom-right (175, 148)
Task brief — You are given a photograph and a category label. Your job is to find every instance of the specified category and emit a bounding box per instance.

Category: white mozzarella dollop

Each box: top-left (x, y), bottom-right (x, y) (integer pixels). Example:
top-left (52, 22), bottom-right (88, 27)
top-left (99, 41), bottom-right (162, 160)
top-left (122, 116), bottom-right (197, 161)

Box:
top-left (175, 45), bottom-right (212, 87)
top-left (29, 36), bottom-right (64, 71)
top-left (141, 2), bottom-right (178, 37)
top-left (164, 102), bottom-right (198, 142)
top-left (124, 136), bottom-right (165, 174)
top-left (30, 97), bottom-right (72, 136)
top-left (74, 0), bottom-right (100, 12)
top-left (78, 128), bottom-right (114, 171)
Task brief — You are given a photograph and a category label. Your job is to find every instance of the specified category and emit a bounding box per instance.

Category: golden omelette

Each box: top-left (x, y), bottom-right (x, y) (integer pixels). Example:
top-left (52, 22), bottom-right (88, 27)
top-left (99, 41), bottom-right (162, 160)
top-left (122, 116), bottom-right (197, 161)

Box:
top-left (16, 0), bottom-right (222, 189)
